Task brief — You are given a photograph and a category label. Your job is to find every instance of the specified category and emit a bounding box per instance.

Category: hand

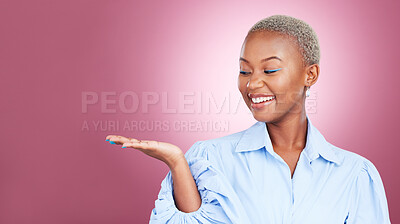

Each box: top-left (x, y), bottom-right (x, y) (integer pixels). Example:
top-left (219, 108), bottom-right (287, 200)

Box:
top-left (106, 135), bottom-right (202, 213)
top-left (105, 135), bottom-right (185, 168)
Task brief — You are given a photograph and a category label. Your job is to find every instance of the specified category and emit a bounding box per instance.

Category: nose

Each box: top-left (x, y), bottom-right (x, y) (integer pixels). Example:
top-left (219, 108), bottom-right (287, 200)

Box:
top-left (247, 71), bottom-right (265, 90)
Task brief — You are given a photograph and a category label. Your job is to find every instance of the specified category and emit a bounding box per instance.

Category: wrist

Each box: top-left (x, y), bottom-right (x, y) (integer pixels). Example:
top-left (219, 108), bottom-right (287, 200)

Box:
top-left (166, 154), bottom-right (187, 170)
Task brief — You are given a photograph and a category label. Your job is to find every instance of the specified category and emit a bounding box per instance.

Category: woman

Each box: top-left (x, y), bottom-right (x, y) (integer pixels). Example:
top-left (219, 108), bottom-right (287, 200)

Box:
top-left (106, 15), bottom-right (391, 223)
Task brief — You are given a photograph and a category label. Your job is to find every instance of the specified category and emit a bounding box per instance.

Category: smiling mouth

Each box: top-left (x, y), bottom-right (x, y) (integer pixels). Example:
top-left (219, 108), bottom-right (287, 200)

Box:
top-left (250, 95), bottom-right (276, 104)
top-left (247, 93), bottom-right (276, 103)
top-left (247, 94), bottom-right (276, 109)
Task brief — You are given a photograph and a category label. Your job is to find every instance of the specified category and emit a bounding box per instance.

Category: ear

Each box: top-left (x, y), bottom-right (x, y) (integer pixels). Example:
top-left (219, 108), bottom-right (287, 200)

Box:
top-left (305, 64), bottom-right (320, 87)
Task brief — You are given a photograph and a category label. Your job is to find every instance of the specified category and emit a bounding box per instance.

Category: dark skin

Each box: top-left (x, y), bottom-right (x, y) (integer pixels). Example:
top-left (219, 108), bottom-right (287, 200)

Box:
top-left (238, 31), bottom-right (320, 178)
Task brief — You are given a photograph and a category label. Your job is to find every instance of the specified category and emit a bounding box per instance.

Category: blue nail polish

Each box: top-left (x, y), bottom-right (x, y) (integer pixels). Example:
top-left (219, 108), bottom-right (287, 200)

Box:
top-left (106, 139), bottom-right (109, 141)
top-left (109, 141), bottom-right (116, 144)
top-left (122, 146), bottom-right (126, 148)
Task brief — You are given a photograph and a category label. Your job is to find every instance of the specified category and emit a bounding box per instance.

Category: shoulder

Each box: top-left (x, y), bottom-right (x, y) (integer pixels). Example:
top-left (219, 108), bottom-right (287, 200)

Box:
top-left (326, 142), bottom-right (383, 181)
top-left (205, 130), bottom-right (246, 149)
top-left (331, 146), bottom-right (391, 222)
top-left (184, 129), bottom-right (247, 160)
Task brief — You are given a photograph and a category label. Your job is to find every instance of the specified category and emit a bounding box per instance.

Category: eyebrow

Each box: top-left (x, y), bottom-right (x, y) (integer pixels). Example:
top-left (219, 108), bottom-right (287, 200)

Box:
top-left (239, 56), bottom-right (282, 63)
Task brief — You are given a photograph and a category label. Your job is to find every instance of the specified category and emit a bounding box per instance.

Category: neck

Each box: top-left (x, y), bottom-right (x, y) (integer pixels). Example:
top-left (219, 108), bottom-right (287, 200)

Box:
top-left (265, 111), bottom-right (308, 152)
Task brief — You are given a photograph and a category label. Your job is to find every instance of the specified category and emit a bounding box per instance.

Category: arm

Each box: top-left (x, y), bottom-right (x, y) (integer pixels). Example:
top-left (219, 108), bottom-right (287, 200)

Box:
top-left (149, 141), bottom-right (250, 223)
top-left (167, 155), bottom-right (201, 213)
top-left (346, 159), bottom-right (391, 224)
top-left (106, 136), bottom-right (247, 223)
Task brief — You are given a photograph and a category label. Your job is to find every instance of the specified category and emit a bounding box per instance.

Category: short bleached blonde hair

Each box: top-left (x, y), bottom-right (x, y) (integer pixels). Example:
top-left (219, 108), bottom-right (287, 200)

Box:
top-left (247, 14), bottom-right (320, 67)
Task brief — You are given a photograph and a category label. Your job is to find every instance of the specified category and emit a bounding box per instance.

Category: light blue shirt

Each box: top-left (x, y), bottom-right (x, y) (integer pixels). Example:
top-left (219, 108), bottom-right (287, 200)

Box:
top-left (149, 116), bottom-right (391, 223)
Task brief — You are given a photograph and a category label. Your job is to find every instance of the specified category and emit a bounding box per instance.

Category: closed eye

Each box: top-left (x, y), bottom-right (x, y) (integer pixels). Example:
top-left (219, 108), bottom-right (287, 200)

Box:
top-left (264, 68), bottom-right (282, 74)
top-left (240, 68), bottom-right (282, 75)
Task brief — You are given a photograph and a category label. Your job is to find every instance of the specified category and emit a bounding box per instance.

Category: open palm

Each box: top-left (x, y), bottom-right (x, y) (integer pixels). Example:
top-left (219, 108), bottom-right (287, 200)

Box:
top-left (105, 135), bottom-right (184, 168)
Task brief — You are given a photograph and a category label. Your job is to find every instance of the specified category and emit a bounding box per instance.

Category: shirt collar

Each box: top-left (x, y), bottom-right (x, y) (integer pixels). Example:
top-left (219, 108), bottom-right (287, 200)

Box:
top-left (235, 115), bottom-right (343, 166)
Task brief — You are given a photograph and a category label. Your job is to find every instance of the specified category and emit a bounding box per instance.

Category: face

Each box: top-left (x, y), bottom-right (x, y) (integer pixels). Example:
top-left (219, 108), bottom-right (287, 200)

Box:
top-left (238, 31), bottom-right (316, 123)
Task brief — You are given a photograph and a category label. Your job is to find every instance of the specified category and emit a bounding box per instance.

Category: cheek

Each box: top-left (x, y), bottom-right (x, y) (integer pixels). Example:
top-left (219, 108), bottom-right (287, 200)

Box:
top-left (267, 77), bottom-right (287, 96)
top-left (271, 76), bottom-right (302, 102)
top-left (237, 77), bottom-right (251, 105)
top-left (237, 76), bottom-right (248, 93)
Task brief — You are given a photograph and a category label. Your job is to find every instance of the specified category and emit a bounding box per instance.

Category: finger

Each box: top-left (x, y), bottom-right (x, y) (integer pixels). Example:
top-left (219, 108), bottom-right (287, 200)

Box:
top-left (122, 140), bottom-right (157, 150)
top-left (109, 135), bottom-right (140, 145)
top-left (121, 138), bottom-right (141, 149)
top-left (109, 136), bottom-right (125, 145)
top-left (105, 135), bottom-right (117, 141)
top-left (127, 137), bottom-right (139, 142)
top-left (106, 135), bottom-right (128, 141)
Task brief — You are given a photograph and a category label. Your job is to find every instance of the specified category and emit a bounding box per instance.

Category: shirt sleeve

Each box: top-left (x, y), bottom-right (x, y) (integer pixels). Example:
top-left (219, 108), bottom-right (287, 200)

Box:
top-left (346, 158), bottom-right (391, 224)
top-left (149, 141), bottom-right (250, 224)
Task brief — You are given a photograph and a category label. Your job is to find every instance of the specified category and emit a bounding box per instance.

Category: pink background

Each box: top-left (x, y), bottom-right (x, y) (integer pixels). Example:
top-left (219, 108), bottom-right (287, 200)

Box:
top-left (1, 0), bottom-right (399, 223)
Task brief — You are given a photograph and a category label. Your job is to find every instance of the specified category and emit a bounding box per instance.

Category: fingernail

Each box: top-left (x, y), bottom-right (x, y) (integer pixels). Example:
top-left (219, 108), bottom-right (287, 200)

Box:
top-left (105, 139), bottom-right (109, 141)
top-left (109, 141), bottom-right (116, 144)
top-left (122, 146), bottom-right (126, 148)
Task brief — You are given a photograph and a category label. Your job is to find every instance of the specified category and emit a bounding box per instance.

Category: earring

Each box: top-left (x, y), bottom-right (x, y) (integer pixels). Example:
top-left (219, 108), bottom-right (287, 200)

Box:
top-left (306, 86), bottom-right (310, 97)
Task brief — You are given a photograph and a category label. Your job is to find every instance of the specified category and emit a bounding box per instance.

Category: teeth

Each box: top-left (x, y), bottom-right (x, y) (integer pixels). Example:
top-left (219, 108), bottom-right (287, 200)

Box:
top-left (251, 96), bottom-right (275, 103)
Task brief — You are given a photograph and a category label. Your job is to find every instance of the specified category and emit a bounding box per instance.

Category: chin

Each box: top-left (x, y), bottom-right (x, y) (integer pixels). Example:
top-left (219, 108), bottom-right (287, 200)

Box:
top-left (246, 102), bottom-right (274, 121)
top-left (251, 111), bottom-right (277, 123)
